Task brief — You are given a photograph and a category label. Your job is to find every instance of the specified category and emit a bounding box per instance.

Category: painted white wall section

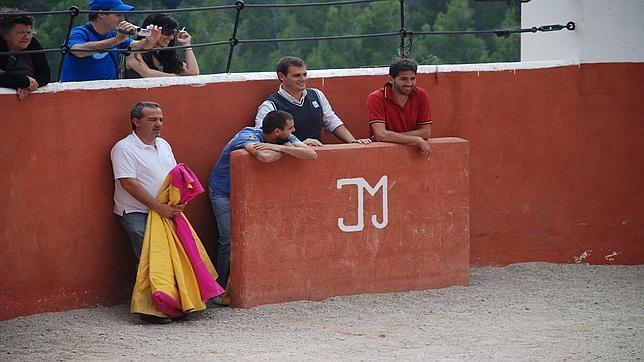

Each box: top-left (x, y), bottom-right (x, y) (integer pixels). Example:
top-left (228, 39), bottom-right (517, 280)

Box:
top-left (521, 0), bottom-right (581, 61)
top-left (522, 0), bottom-right (644, 63)
top-left (581, 0), bottom-right (644, 62)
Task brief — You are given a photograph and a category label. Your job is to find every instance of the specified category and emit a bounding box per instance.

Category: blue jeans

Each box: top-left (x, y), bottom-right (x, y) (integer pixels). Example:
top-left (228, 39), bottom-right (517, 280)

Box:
top-left (209, 188), bottom-right (231, 289)
top-left (117, 211), bottom-right (148, 260)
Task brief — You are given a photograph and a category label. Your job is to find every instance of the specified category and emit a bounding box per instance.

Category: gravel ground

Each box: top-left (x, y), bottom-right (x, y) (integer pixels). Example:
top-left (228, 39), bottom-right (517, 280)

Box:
top-left (1, 263), bottom-right (642, 361)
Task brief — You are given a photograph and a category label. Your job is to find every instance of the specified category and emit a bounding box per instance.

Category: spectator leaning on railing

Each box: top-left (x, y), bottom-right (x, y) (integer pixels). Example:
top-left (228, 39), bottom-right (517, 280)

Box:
top-left (125, 13), bottom-right (199, 78)
top-left (0, 9), bottom-right (50, 101)
top-left (60, 0), bottom-right (161, 82)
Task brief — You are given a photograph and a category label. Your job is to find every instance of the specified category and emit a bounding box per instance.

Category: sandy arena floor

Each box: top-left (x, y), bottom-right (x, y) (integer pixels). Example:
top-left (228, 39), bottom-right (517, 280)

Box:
top-left (1, 263), bottom-right (642, 361)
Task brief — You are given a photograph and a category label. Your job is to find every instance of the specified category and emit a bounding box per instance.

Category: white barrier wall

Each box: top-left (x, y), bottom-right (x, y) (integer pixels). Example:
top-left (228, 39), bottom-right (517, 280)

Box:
top-left (522, 0), bottom-right (644, 63)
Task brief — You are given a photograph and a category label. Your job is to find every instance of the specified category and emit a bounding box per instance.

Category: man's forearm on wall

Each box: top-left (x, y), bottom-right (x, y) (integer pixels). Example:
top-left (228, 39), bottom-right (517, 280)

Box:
top-left (282, 144), bottom-right (317, 160)
top-left (401, 124), bottom-right (431, 139)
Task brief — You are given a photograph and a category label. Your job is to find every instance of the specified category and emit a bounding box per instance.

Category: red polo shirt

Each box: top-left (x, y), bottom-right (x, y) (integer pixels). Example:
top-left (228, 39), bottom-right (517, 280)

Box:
top-left (367, 84), bottom-right (432, 136)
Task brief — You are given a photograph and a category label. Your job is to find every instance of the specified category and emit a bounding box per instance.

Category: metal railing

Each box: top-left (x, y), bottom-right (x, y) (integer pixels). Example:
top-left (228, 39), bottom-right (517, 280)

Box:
top-left (1, 0), bottom-right (575, 81)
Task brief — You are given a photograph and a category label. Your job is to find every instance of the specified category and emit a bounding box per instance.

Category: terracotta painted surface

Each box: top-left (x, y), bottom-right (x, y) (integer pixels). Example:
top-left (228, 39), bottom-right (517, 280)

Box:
top-left (229, 140), bottom-right (470, 308)
top-left (0, 62), bottom-right (642, 320)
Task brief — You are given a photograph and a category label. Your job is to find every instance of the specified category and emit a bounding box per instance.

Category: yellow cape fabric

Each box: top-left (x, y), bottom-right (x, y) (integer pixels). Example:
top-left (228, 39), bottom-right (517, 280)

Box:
top-left (130, 173), bottom-right (218, 317)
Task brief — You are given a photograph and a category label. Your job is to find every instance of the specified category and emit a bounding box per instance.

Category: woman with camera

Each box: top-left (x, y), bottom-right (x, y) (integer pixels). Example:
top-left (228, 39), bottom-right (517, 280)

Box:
top-left (125, 13), bottom-right (199, 78)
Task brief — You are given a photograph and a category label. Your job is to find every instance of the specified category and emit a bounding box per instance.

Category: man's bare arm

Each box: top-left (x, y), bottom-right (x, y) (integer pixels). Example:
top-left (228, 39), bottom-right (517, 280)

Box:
top-left (70, 36), bottom-right (128, 57)
top-left (244, 143), bottom-right (284, 163)
top-left (370, 122), bottom-right (431, 156)
top-left (245, 142), bottom-right (317, 162)
top-left (118, 178), bottom-right (183, 218)
top-left (401, 124), bottom-right (431, 139)
top-left (371, 122), bottom-right (424, 144)
top-left (71, 23), bottom-right (160, 57)
top-left (283, 142), bottom-right (318, 159)
top-left (70, 21), bottom-right (134, 57)
top-left (332, 125), bottom-right (372, 144)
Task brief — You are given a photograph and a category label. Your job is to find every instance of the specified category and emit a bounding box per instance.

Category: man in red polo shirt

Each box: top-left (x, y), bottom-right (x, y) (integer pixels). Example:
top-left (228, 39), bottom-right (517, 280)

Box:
top-left (367, 58), bottom-right (432, 155)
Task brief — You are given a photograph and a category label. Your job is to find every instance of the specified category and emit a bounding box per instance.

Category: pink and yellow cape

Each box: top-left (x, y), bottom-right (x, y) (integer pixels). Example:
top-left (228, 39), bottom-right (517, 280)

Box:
top-left (131, 163), bottom-right (224, 317)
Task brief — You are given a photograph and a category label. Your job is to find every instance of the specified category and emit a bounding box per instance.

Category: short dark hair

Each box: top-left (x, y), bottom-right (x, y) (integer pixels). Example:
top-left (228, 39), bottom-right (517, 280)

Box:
top-left (275, 56), bottom-right (306, 76)
top-left (389, 58), bottom-right (418, 78)
top-left (130, 101), bottom-right (160, 130)
top-left (262, 110), bottom-right (293, 133)
top-left (0, 8), bottom-right (35, 36)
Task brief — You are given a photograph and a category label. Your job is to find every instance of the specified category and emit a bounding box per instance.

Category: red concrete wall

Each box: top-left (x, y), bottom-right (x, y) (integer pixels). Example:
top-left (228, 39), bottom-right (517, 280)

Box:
top-left (0, 62), bottom-right (642, 320)
top-left (229, 140), bottom-right (470, 308)
top-left (437, 64), bottom-right (644, 266)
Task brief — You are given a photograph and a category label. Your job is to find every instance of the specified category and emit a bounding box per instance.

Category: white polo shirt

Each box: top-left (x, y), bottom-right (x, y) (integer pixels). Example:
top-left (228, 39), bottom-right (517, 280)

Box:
top-left (111, 132), bottom-right (177, 215)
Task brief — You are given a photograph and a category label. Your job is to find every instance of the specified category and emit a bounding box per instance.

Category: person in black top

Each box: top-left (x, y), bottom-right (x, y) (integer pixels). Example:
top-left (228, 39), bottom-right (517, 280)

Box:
top-left (0, 10), bottom-right (50, 100)
top-left (125, 13), bottom-right (199, 78)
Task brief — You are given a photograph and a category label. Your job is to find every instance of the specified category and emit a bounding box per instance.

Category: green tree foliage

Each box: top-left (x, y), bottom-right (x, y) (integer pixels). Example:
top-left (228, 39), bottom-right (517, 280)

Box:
top-left (353, 1), bottom-right (402, 66)
top-left (419, 0), bottom-right (489, 64)
top-left (306, 5), bottom-right (364, 69)
top-left (489, 7), bottom-right (520, 62)
top-left (173, 0), bottom-right (237, 73)
top-left (8, 0), bottom-right (522, 77)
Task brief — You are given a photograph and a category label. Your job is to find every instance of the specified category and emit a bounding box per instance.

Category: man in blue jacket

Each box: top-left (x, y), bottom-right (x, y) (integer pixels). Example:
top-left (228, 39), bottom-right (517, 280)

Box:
top-left (209, 110), bottom-right (317, 298)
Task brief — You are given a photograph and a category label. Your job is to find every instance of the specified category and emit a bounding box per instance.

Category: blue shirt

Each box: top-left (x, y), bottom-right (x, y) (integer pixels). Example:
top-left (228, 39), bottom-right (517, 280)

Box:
top-left (60, 23), bottom-right (132, 82)
top-left (208, 127), bottom-right (300, 198)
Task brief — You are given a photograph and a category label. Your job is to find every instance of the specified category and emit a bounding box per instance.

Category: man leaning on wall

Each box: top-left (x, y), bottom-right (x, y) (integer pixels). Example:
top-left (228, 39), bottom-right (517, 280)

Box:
top-left (367, 58), bottom-right (433, 156)
top-left (255, 56), bottom-right (371, 146)
top-left (208, 110), bottom-right (317, 305)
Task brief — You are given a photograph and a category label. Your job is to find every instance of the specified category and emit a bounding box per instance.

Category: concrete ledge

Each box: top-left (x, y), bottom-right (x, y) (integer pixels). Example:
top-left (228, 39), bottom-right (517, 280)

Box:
top-left (0, 58), bottom-right (584, 94)
top-left (229, 139), bottom-right (470, 308)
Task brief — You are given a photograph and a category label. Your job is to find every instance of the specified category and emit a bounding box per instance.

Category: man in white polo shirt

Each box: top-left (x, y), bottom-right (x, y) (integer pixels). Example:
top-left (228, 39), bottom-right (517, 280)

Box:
top-left (111, 101), bottom-right (184, 260)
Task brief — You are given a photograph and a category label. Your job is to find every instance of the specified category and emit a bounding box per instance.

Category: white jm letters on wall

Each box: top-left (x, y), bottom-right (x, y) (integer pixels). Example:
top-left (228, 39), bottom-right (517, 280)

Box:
top-left (336, 176), bottom-right (388, 232)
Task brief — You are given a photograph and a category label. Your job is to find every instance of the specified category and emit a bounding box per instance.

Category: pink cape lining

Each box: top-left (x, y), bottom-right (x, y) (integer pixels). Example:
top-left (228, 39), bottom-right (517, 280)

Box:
top-left (149, 164), bottom-right (224, 317)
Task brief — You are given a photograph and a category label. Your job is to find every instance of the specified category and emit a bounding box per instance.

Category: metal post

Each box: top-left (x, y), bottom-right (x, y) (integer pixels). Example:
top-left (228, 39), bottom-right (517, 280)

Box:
top-left (399, 0), bottom-right (407, 58)
top-left (57, 6), bottom-right (80, 82)
top-left (225, 1), bottom-right (245, 73)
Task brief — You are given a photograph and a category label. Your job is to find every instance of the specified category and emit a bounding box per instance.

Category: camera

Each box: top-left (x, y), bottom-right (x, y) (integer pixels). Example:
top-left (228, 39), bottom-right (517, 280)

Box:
top-left (117, 27), bottom-right (151, 37)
